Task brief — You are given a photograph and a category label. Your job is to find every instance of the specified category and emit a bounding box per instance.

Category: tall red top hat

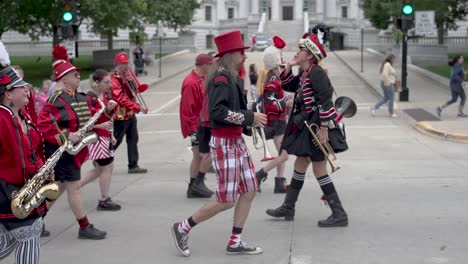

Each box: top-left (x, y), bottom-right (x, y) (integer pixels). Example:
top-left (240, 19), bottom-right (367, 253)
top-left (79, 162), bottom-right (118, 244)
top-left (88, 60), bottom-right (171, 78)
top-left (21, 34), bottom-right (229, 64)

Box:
top-left (214, 30), bottom-right (250, 58)
top-left (299, 34), bottom-right (327, 61)
top-left (52, 60), bottom-right (79, 81)
top-left (114, 52), bottom-right (129, 64)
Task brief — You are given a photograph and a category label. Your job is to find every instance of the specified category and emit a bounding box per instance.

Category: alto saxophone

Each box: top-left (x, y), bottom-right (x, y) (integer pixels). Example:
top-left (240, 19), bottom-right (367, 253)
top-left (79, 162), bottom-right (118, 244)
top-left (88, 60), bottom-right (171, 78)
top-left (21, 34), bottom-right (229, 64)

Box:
top-left (67, 98), bottom-right (106, 155)
top-left (11, 143), bottom-right (66, 219)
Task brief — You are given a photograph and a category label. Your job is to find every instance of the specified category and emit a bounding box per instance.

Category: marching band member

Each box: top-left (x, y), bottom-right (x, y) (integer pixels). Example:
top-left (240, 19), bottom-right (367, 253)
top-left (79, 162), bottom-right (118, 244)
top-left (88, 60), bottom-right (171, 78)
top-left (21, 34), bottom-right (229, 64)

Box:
top-left (172, 30), bottom-right (267, 256)
top-left (110, 53), bottom-right (148, 174)
top-left (80, 69), bottom-right (121, 211)
top-left (0, 51), bottom-right (45, 264)
top-left (265, 34), bottom-right (348, 227)
top-left (256, 36), bottom-right (286, 103)
top-left (38, 60), bottom-right (107, 239)
top-left (255, 44), bottom-right (292, 193)
top-left (179, 54), bottom-right (215, 198)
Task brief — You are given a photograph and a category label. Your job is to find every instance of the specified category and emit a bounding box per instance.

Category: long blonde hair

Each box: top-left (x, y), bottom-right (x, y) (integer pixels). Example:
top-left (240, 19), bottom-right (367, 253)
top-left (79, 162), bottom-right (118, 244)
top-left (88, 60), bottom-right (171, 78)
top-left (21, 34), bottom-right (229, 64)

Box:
top-left (204, 53), bottom-right (239, 92)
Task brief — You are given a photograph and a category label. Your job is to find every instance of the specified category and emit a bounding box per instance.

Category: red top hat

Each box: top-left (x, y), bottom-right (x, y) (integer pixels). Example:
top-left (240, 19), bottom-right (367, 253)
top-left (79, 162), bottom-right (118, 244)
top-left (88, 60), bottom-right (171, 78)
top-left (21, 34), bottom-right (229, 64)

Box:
top-left (299, 34), bottom-right (327, 61)
top-left (52, 60), bottom-right (79, 81)
top-left (214, 30), bottom-right (250, 58)
top-left (272, 36), bottom-right (286, 49)
top-left (115, 52), bottom-right (129, 64)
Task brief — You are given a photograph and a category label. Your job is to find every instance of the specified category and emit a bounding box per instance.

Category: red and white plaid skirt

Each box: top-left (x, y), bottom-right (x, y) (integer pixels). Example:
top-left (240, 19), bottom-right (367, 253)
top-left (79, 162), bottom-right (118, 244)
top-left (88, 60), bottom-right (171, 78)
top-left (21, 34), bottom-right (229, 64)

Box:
top-left (209, 136), bottom-right (258, 203)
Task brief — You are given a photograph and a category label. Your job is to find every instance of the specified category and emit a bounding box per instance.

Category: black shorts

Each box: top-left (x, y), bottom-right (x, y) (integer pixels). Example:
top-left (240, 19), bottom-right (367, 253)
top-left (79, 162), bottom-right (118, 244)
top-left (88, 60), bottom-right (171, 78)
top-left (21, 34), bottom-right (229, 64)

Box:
top-left (264, 119), bottom-right (286, 140)
top-left (95, 157), bottom-right (114, 167)
top-left (198, 125), bottom-right (212, 154)
top-left (53, 152), bottom-right (81, 182)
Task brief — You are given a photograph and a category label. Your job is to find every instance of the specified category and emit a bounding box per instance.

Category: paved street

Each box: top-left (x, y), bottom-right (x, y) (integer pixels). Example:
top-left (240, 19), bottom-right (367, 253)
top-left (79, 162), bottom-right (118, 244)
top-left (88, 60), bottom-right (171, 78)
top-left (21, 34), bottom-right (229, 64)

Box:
top-left (6, 50), bottom-right (467, 264)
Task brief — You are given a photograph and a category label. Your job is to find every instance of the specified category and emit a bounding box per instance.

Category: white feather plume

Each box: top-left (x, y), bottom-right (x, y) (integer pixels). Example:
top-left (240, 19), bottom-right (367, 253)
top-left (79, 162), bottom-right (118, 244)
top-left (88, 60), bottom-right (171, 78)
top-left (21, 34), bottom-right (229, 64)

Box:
top-left (0, 41), bottom-right (11, 67)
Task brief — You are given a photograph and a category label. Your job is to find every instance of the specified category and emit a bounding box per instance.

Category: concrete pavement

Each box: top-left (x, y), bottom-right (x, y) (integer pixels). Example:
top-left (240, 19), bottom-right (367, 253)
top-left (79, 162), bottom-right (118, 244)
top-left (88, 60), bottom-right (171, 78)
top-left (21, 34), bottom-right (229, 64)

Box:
top-left (333, 49), bottom-right (468, 143)
top-left (5, 49), bottom-right (468, 264)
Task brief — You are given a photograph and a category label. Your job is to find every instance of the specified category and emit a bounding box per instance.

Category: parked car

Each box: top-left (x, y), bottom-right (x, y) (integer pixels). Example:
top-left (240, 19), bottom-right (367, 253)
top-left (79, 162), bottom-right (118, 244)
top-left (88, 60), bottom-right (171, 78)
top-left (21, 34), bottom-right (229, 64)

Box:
top-left (252, 34), bottom-right (270, 51)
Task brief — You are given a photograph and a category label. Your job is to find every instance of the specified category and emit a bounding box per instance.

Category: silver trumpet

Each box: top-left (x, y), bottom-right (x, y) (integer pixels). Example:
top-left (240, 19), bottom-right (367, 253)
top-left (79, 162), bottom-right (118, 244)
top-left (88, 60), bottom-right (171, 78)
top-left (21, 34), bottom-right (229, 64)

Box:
top-left (249, 89), bottom-right (275, 162)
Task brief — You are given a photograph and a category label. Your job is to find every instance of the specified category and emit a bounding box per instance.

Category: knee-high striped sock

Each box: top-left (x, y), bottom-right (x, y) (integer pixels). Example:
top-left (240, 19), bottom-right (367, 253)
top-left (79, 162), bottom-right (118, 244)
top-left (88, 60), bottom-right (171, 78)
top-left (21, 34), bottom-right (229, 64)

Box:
top-left (316, 174), bottom-right (336, 196)
top-left (289, 170), bottom-right (305, 190)
top-left (178, 216), bottom-right (197, 234)
top-left (228, 227), bottom-right (243, 247)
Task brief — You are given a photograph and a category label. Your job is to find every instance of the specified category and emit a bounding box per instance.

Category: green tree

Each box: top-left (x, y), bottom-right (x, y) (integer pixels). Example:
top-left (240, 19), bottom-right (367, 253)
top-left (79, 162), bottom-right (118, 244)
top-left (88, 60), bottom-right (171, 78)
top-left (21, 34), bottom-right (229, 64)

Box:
top-left (362, 0), bottom-right (468, 44)
top-left (145, 0), bottom-right (199, 31)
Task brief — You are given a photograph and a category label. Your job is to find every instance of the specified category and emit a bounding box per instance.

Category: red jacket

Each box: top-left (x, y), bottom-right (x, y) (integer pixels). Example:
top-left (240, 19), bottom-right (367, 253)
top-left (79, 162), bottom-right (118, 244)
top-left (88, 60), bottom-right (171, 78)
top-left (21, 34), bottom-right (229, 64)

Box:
top-left (262, 77), bottom-right (287, 125)
top-left (179, 70), bottom-right (205, 138)
top-left (38, 90), bottom-right (96, 168)
top-left (110, 71), bottom-right (141, 120)
top-left (0, 105), bottom-right (46, 220)
top-left (87, 91), bottom-right (115, 137)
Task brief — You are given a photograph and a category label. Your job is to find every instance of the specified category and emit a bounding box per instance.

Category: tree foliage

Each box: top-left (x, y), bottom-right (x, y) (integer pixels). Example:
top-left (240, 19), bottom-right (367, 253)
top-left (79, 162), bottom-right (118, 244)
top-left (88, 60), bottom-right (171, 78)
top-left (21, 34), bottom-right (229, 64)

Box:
top-left (145, 0), bottom-right (200, 31)
top-left (362, 0), bottom-right (468, 43)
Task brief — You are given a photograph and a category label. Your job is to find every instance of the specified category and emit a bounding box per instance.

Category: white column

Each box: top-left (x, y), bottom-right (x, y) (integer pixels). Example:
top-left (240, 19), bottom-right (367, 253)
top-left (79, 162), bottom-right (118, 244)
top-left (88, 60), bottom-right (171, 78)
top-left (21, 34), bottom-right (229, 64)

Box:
top-left (316, 0), bottom-right (324, 19)
top-left (239, 0), bottom-right (248, 18)
top-left (294, 0), bottom-right (303, 20)
top-left (252, 0), bottom-right (259, 14)
top-left (272, 0), bottom-right (280, 21)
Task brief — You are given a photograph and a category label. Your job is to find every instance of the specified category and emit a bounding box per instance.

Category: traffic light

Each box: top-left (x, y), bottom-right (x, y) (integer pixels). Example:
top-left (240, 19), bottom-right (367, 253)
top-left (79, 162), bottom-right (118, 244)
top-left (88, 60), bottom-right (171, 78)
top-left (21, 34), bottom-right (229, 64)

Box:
top-left (402, 0), bottom-right (414, 16)
top-left (58, 0), bottom-right (79, 39)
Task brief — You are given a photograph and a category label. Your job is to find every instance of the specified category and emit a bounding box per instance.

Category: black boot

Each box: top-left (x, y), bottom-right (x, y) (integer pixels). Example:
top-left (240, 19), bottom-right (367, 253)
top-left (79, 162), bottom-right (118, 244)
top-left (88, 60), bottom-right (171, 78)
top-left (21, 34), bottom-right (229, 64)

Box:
top-left (265, 188), bottom-right (300, 221)
top-left (256, 169), bottom-right (268, 193)
top-left (41, 223), bottom-right (50, 237)
top-left (273, 177), bottom-right (287, 194)
top-left (197, 176), bottom-right (214, 195)
top-left (318, 192), bottom-right (348, 227)
top-left (187, 178), bottom-right (212, 198)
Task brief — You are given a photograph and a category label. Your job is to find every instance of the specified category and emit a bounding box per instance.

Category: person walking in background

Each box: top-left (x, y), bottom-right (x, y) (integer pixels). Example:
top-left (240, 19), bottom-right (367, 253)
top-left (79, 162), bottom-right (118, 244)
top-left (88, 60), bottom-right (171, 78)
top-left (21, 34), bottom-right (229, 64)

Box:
top-left (179, 53), bottom-right (215, 198)
top-left (80, 69), bottom-right (121, 211)
top-left (371, 54), bottom-right (398, 118)
top-left (34, 79), bottom-right (52, 112)
top-left (436, 55), bottom-right (467, 118)
top-left (248, 63), bottom-right (258, 100)
top-left (172, 30), bottom-right (267, 257)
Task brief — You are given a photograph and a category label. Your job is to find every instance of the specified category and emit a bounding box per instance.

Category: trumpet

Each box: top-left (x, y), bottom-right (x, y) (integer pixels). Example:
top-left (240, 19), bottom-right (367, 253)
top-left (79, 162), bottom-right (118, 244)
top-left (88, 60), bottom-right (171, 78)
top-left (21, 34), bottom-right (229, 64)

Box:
top-left (249, 90), bottom-right (275, 162)
top-left (123, 67), bottom-right (148, 113)
top-left (304, 121), bottom-right (340, 173)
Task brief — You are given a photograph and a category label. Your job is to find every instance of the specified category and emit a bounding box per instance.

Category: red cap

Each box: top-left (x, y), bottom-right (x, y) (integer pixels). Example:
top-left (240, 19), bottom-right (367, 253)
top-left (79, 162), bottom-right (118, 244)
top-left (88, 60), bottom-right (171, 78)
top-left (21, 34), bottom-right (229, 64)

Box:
top-left (52, 60), bottom-right (79, 81)
top-left (272, 36), bottom-right (286, 49)
top-left (114, 52), bottom-right (129, 64)
top-left (195, 53), bottom-right (214, 66)
top-left (214, 30), bottom-right (250, 58)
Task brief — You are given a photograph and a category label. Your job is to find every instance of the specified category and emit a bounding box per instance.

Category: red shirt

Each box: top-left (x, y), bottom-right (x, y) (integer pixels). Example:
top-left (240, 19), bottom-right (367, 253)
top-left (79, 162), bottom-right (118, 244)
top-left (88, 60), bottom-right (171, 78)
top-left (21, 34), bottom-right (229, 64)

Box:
top-left (262, 78), bottom-right (287, 125)
top-left (87, 91), bottom-right (115, 137)
top-left (110, 71), bottom-right (141, 120)
top-left (179, 70), bottom-right (205, 138)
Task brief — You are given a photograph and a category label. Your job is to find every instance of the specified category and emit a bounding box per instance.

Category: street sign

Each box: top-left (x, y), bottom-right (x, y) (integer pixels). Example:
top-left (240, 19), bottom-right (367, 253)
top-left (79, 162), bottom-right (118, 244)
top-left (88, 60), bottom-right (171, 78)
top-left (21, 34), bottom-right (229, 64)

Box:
top-left (415, 11), bottom-right (435, 35)
top-left (63, 40), bottom-right (76, 59)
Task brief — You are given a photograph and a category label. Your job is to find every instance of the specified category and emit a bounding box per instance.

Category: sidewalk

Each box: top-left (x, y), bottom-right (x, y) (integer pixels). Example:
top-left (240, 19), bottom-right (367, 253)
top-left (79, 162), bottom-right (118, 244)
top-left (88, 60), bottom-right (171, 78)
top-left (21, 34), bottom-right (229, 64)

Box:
top-left (78, 49), bottom-right (197, 92)
top-left (333, 49), bottom-right (468, 143)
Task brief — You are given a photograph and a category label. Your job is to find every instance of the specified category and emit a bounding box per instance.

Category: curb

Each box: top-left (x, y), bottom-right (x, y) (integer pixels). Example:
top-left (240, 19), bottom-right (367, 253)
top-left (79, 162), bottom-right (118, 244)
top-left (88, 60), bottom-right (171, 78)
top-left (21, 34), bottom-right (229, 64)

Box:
top-left (415, 121), bottom-right (468, 144)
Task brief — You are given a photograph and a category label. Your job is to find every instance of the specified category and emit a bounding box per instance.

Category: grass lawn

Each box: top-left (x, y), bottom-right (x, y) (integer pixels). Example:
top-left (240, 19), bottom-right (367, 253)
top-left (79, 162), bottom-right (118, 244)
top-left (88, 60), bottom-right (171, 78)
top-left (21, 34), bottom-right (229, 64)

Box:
top-left (424, 53), bottom-right (468, 81)
top-left (11, 55), bottom-right (94, 88)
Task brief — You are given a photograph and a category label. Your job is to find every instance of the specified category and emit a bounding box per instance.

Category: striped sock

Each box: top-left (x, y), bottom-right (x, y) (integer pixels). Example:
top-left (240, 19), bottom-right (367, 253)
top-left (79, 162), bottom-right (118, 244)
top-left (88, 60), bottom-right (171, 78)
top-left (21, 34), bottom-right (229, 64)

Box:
top-left (289, 170), bottom-right (305, 190)
top-left (228, 227), bottom-right (243, 247)
top-left (316, 174), bottom-right (336, 196)
top-left (178, 216), bottom-right (197, 234)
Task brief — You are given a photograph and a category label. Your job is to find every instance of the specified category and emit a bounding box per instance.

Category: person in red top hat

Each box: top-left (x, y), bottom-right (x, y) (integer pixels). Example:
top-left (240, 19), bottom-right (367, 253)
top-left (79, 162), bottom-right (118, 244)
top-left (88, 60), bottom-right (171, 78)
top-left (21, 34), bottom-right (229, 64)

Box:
top-left (38, 59), bottom-right (110, 240)
top-left (0, 42), bottom-right (46, 263)
top-left (110, 52), bottom-right (148, 174)
top-left (266, 34), bottom-right (349, 227)
top-left (179, 53), bottom-right (215, 198)
top-left (80, 69), bottom-right (122, 211)
top-left (172, 30), bottom-right (267, 257)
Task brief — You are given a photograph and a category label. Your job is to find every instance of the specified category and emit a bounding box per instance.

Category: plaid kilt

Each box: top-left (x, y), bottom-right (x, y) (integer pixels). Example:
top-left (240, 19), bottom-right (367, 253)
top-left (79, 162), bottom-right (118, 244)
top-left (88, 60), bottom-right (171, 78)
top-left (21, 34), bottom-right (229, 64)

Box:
top-left (209, 136), bottom-right (258, 203)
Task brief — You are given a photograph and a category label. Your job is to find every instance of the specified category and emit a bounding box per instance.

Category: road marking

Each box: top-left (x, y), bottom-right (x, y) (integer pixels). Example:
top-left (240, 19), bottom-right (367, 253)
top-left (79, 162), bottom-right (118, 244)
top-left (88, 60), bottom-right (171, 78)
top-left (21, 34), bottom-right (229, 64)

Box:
top-left (140, 130), bottom-right (180, 135)
top-left (149, 95), bottom-right (181, 114)
top-left (144, 91), bottom-right (180, 95)
top-left (347, 125), bottom-right (398, 129)
top-left (136, 113), bottom-right (179, 117)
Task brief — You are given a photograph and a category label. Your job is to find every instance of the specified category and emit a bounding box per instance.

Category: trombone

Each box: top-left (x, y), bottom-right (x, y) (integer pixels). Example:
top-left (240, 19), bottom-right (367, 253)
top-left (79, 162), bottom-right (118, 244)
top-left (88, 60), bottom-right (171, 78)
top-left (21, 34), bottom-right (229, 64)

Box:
top-left (304, 121), bottom-right (340, 173)
top-left (123, 67), bottom-right (148, 113)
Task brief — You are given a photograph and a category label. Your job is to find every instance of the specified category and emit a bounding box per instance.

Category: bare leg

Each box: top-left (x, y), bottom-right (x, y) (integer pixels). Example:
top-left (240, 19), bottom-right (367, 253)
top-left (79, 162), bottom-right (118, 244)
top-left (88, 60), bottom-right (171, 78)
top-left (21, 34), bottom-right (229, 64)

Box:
top-left (191, 201), bottom-right (235, 223)
top-left (311, 160), bottom-right (328, 178)
top-left (80, 167), bottom-right (101, 188)
top-left (98, 163), bottom-right (114, 198)
top-left (189, 146), bottom-right (202, 178)
top-left (199, 153), bottom-right (212, 173)
top-left (273, 135), bottom-right (286, 178)
top-left (64, 181), bottom-right (86, 219)
top-left (233, 192), bottom-right (256, 227)
top-left (262, 150), bottom-right (289, 173)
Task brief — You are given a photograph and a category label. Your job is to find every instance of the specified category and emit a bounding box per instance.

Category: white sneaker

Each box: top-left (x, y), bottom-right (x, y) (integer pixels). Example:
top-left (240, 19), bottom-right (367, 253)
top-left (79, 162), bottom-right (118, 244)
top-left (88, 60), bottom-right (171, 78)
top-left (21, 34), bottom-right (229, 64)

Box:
top-left (370, 107), bottom-right (376, 117)
top-left (391, 113), bottom-right (399, 118)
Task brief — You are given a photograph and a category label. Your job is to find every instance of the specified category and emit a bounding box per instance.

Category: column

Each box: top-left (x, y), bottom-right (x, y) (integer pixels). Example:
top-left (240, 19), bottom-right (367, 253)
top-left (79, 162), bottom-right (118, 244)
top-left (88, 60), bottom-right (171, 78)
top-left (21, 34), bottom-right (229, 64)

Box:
top-left (272, 0), bottom-right (280, 21)
top-left (294, 0), bottom-right (303, 20)
top-left (239, 0), bottom-right (248, 18)
top-left (252, 0), bottom-right (259, 14)
top-left (316, 0), bottom-right (324, 19)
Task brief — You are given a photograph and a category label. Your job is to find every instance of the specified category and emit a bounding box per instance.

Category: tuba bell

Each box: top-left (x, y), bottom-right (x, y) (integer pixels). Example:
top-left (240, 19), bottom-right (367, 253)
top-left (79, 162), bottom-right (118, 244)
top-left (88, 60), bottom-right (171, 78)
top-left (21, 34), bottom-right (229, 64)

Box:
top-left (248, 90), bottom-right (275, 162)
top-left (334, 96), bottom-right (357, 123)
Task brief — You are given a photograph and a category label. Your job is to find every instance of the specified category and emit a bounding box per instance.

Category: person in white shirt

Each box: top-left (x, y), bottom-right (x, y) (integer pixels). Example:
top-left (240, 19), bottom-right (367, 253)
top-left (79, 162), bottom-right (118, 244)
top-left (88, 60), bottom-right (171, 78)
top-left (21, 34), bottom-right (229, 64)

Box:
top-left (371, 54), bottom-right (398, 118)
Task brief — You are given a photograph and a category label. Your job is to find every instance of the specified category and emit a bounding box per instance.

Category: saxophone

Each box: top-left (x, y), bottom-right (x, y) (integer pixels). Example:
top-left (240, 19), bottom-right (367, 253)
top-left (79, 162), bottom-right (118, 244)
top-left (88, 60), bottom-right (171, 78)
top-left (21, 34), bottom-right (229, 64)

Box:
top-left (66, 98), bottom-right (106, 155)
top-left (11, 144), bottom-right (66, 219)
